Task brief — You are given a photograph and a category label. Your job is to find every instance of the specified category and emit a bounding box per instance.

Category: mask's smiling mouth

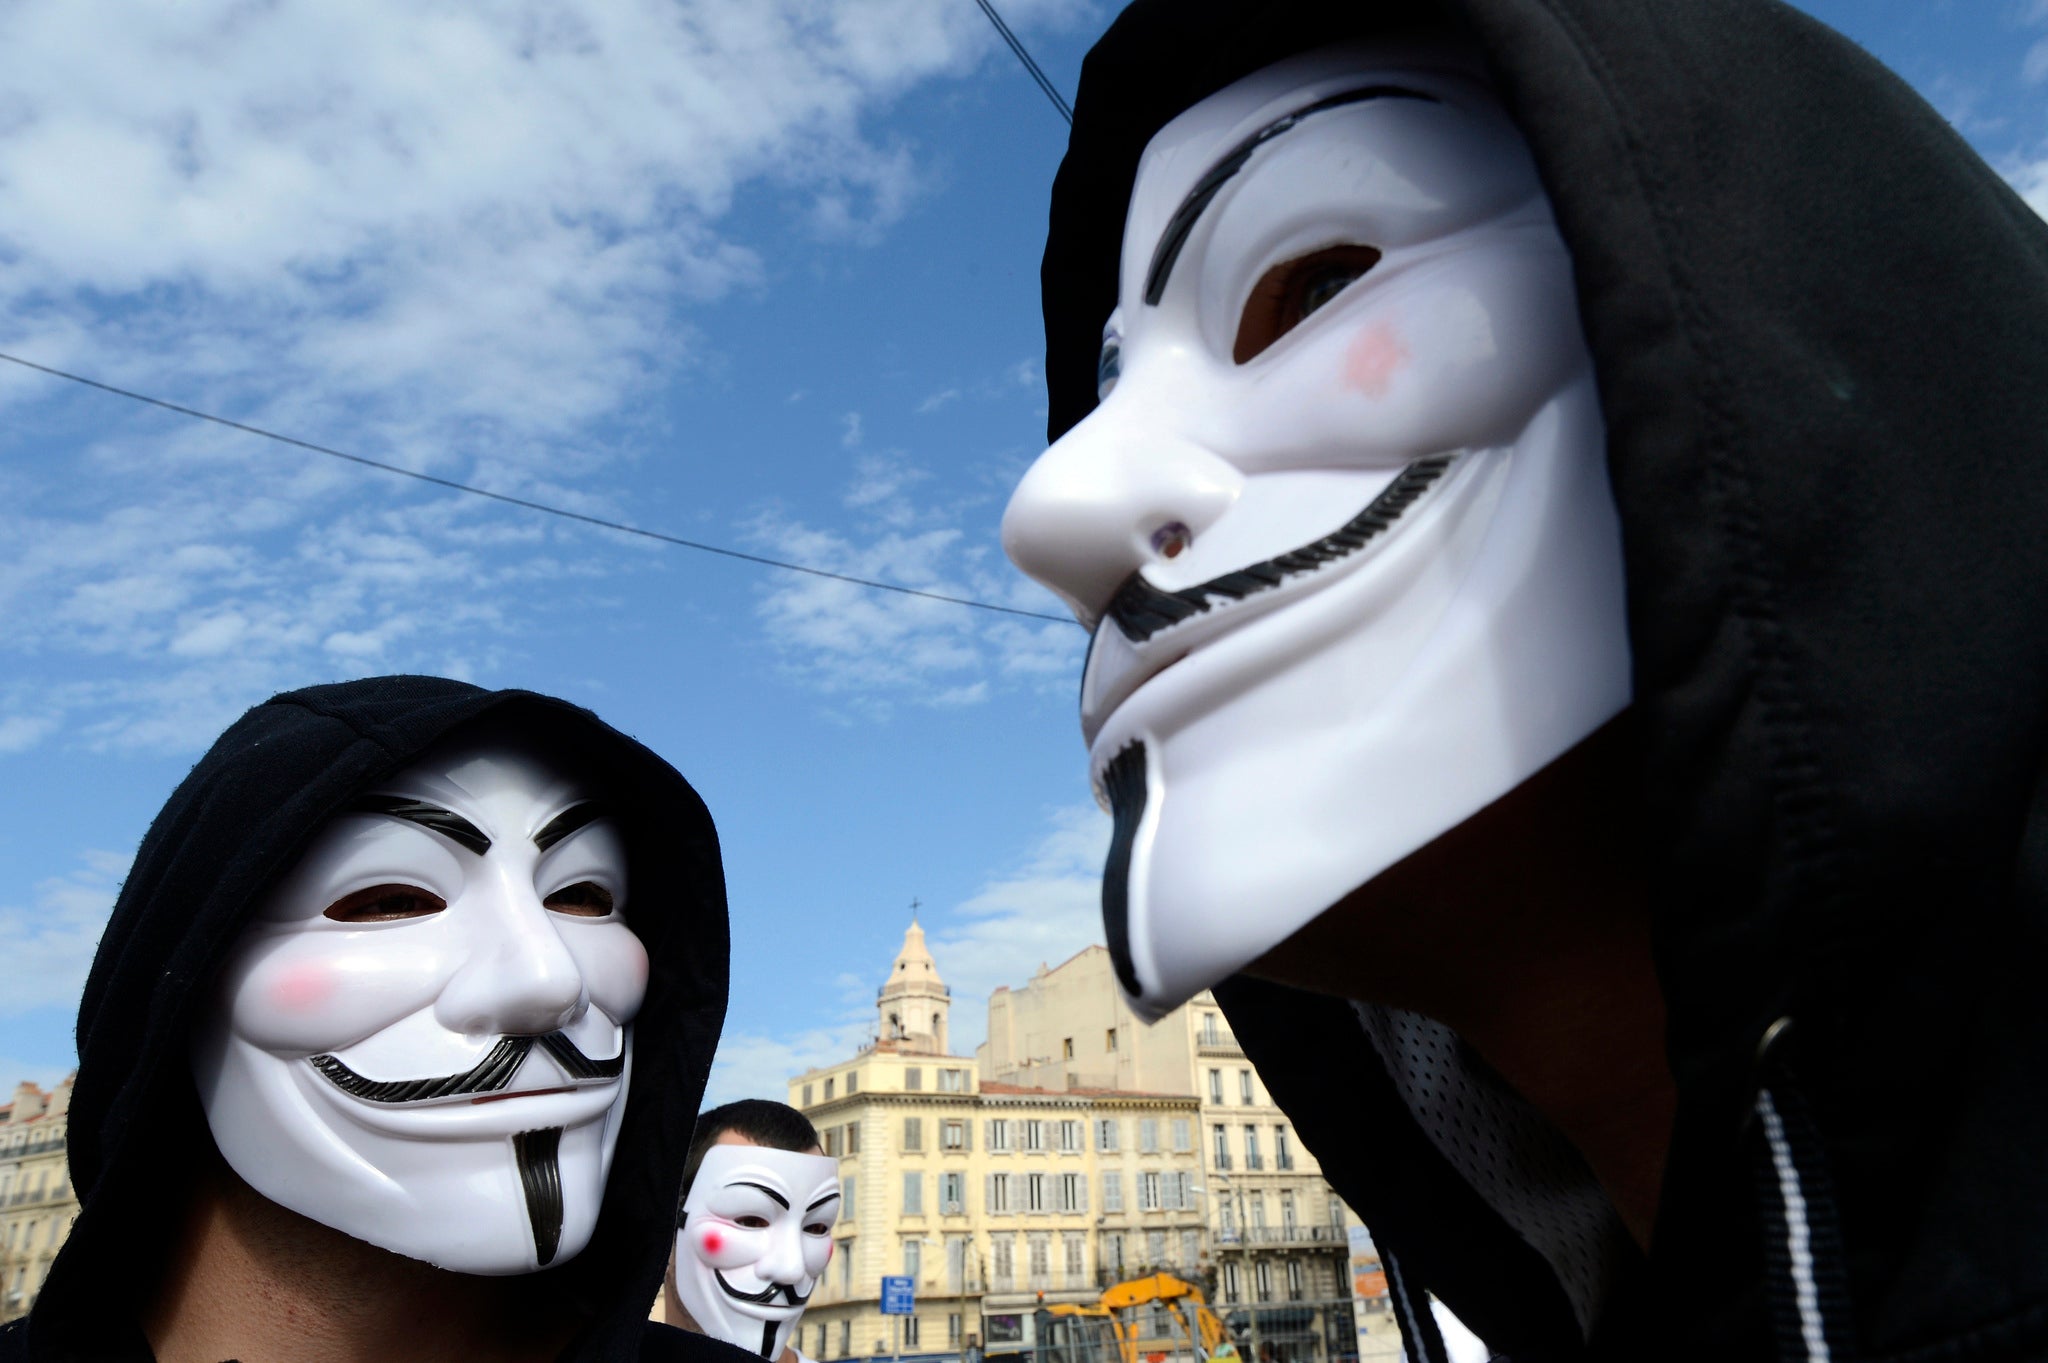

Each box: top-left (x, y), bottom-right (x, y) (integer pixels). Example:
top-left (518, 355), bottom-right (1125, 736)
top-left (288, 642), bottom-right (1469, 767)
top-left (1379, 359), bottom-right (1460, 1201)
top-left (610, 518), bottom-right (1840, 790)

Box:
top-left (1084, 453), bottom-right (1460, 736)
top-left (309, 1029), bottom-right (624, 1105)
top-left (715, 1272), bottom-right (812, 1310)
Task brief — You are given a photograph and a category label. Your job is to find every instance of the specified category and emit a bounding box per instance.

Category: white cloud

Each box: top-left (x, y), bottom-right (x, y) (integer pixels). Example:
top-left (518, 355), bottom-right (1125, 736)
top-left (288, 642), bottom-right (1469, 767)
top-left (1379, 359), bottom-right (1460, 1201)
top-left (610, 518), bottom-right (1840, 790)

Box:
top-left (704, 1019), bottom-right (877, 1108)
top-left (916, 388), bottom-right (960, 414)
top-left (0, 0), bottom-right (1092, 755)
top-left (0, 850), bottom-right (127, 1016)
top-left (2009, 155), bottom-right (2048, 220)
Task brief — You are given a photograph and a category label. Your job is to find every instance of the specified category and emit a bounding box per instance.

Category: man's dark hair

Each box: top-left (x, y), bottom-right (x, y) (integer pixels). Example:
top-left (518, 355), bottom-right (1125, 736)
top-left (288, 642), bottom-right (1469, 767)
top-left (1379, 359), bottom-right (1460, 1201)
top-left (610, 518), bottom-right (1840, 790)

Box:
top-left (677, 1099), bottom-right (821, 1215)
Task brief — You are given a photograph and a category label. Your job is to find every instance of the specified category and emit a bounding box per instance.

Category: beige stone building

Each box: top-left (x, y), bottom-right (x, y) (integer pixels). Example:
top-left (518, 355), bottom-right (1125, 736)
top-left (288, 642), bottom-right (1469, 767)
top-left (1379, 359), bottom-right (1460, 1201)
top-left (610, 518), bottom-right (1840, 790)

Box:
top-left (787, 928), bottom-right (1376, 1363)
top-left (0, 1075), bottom-right (78, 1323)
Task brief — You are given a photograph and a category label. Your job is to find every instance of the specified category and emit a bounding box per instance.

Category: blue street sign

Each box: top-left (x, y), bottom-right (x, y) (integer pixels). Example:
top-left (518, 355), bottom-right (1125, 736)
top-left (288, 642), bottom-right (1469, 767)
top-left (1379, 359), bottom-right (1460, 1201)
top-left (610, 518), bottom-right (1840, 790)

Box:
top-left (881, 1275), bottom-right (916, 1315)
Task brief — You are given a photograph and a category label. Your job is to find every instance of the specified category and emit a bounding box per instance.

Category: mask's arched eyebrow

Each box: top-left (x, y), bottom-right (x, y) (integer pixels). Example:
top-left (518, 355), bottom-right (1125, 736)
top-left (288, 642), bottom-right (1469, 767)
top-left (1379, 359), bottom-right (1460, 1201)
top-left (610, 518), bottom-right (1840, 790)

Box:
top-left (731, 1180), bottom-right (791, 1208)
top-left (351, 795), bottom-right (491, 856)
top-left (533, 800), bottom-right (610, 853)
top-left (1142, 84), bottom-right (1438, 307)
top-left (807, 1192), bottom-right (842, 1211)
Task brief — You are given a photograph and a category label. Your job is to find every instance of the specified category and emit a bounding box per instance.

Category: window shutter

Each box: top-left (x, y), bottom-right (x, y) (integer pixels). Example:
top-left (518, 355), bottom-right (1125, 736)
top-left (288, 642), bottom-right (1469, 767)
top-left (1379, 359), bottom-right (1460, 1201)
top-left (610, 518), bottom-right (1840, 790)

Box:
top-left (985, 1173), bottom-right (995, 1216)
top-left (964, 1119), bottom-right (973, 1152)
top-left (1078, 1175), bottom-right (1089, 1214)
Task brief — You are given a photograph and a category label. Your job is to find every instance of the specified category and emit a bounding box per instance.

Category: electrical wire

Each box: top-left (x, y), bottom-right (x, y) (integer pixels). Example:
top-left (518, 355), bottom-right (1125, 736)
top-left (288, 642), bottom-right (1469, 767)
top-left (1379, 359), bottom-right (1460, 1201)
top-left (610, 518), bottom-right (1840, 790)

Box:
top-left (970, 0), bottom-right (1074, 124)
top-left (0, 349), bottom-right (1079, 626)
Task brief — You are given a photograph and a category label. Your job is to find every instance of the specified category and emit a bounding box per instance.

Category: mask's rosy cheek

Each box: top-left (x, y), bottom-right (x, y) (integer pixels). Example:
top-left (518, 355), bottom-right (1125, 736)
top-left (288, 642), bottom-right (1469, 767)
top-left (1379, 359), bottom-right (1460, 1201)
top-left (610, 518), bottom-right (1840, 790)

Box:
top-left (693, 1222), bottom-right (766, 1269)
top-left (267, 962), bottom-right (336, 1013)
top-left (1345, 323), bottom-right (1410, 397)
top-left (701, 1229), bottom-right (725, 1256)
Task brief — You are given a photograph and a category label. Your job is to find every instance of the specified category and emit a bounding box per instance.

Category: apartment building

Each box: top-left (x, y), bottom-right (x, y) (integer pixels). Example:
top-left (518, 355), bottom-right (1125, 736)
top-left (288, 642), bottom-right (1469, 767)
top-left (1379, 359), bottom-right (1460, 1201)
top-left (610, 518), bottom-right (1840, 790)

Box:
top-left (0, 1075), bottom-right (78, 1323)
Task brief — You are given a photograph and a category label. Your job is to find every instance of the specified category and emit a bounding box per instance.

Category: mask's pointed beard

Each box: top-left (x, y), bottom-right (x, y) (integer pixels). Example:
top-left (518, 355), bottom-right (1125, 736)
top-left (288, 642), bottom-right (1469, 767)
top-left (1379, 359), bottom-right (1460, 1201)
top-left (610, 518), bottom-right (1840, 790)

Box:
top-left (759, 1321), bottom-right (779, 1358)
top-left (1101, 741), bottom-right (1150, 1001)
top-left (514, 1127), bottom-right (566, 1267)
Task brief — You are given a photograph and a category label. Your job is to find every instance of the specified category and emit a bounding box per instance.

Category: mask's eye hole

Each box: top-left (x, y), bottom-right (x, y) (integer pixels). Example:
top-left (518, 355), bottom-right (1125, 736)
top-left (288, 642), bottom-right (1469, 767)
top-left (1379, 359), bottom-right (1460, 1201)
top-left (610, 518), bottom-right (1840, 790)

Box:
top-left (544, 881), bottom-right (616, 917)
top-left (736, 1215), bottom-right (771, 1230)
top-left (1097, 338), bottom-right (1122, 401)
top-left (804, 1221), bottom-right (832, 1236)
top-left (324, 884), bottom-right (447, 923)
top-left (1233, 244), bottom-right (1383, 364)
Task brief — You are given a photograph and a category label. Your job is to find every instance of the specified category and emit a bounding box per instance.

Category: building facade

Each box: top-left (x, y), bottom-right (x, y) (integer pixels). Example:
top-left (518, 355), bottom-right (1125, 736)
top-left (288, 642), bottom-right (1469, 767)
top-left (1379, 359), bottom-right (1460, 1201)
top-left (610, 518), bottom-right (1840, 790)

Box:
top-left (790, 930), bottom-right (1381, 1363)
top-left (0, 1076), bottom-right (78, 1323)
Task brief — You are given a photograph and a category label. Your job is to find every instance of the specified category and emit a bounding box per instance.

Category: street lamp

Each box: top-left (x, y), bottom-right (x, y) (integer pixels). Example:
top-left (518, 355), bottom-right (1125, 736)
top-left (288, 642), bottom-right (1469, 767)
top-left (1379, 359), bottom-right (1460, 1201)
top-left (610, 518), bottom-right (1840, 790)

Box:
top-left (1190, 1179), bottom-right (1260, 1363)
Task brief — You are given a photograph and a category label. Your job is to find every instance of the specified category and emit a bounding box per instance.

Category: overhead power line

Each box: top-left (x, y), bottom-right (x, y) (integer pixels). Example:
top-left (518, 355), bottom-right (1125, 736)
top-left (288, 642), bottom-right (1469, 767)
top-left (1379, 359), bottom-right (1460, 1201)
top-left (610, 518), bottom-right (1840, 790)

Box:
top-left (971, 0), bottom-right (1074, 124)
top-left (0, 350), bottom-right (1077, 626)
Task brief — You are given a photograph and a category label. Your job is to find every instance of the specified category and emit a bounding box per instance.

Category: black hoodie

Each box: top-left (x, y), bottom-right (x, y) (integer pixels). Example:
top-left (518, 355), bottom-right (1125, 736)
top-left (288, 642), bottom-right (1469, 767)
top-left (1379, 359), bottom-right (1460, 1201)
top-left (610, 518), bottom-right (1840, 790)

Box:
top-left (1040, 2), bottom-right (2048, 1360)
top-left (1, 676), bottom-right (746, 1362)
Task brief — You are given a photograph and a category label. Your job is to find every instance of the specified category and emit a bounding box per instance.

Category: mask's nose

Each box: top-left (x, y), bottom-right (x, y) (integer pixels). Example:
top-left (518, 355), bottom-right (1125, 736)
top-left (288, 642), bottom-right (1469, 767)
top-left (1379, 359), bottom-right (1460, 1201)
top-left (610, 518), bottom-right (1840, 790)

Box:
top-left (435, 870), bottom-right (589, 1038)
top-left (756, 1218), bottom-right (811, 1291)
top-left (1002, 396), bottom-right (1241, 628)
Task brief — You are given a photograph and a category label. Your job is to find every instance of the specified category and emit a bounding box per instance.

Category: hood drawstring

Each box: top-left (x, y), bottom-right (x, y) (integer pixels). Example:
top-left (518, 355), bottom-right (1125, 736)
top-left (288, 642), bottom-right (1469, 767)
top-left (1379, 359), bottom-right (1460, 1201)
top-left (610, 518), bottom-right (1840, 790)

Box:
top-left (1384, 1248), bottom-right (1452, 1363)
top-left (1751, 1020), bottom-right (1855, 1363)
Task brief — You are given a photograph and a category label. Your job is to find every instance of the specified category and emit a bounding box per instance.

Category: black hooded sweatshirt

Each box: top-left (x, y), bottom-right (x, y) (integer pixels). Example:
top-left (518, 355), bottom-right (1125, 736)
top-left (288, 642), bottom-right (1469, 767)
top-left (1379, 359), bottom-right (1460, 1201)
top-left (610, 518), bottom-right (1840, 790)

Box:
top-left (0, 676), bottom-right (749, 1363)
top-left (1039, 3), bottom-right (2048, 1360)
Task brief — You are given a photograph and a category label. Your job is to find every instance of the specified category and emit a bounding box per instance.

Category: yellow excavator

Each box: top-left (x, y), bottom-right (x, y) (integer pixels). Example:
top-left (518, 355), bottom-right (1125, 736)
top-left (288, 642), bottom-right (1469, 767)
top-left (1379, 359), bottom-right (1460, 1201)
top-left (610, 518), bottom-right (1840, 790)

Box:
top-left (1037, 1273), bottom-right (1234, 1363)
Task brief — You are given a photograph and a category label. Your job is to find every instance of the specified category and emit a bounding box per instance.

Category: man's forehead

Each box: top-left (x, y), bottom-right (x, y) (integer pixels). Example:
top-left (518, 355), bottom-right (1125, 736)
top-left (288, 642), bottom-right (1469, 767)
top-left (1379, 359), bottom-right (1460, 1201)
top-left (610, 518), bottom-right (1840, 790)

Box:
top-left (1122, 40), bottom-right (1492, 285)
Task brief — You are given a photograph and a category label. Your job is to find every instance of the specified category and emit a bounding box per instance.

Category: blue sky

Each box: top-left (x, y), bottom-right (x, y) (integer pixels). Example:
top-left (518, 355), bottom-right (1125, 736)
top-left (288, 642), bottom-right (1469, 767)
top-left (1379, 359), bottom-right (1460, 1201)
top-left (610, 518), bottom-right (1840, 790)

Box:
top-left (2, 0), bottom-right (2045, 1108)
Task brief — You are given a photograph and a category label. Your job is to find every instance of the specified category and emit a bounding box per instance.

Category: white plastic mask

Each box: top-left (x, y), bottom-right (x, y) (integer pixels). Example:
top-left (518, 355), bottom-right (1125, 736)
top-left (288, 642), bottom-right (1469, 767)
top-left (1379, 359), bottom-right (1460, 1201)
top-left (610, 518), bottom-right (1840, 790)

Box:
top-left (192, 735), bottom-right (648, 1274)
top-left (675, 1144), bottom-right (841, 1359)
top-left (1002, 43), bottom-right (1631, 1019)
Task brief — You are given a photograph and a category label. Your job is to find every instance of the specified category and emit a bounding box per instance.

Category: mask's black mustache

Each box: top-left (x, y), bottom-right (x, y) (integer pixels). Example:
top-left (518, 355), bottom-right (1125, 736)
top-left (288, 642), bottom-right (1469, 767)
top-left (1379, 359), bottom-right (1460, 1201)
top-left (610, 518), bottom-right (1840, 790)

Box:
top-left (309, 1030), bottom-right (624, 1104)
top-left (716, 1272), bottom-right (812, 1307)
top-left (1103, 454), bottom-right (1454, 644)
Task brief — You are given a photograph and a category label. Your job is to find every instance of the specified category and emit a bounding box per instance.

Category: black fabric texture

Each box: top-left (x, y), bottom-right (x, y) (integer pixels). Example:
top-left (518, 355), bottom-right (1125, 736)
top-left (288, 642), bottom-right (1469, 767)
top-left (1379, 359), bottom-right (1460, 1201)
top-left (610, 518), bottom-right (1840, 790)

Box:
top-left (1045, 1), bottom-right (2048, 1358)
top-left (4, 675), bottom-right (748, 1363)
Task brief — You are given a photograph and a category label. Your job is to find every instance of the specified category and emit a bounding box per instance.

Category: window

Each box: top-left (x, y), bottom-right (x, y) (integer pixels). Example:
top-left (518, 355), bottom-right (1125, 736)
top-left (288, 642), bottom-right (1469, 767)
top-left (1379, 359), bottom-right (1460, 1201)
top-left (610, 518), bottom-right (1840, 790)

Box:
top-left (1065, 1232), bottom-right (1087, 1279)
top-left (823, 1127), bottom-right (839, 1158)
top-left (840, 1321), bottom-right (851, 1356)
top-left (1059, 1172), bottom-right (1085, 1213)
top-left (1147, 1230), bottom-right (1166, 1265)
top-left (1224, 1261), bottom-right (1241, 1303)
top-left (940, 1067), bottom-right (969, 1093)
top-left (1201, 1012), bottom-right (1221, 1044)
top-left (1276, 1124), bottom-right (1295, 1170)
top-left (842, 1176), bottom-right (857, 1217)
top-left (1180, 1230), bottom-right (1200, 1270)
top-left (1213, 1124), bottom-right (1231, 1169)
top-left (1221, 1199), bottom-right (1236, 1235)
top-left (948, 1236), bottom-right (969, 1291)
top-left (1329, 1192), bottom-right (1346, 1228)
top-left (988, 1173), bottom-right (1011, 1214)
top-left (905, 1238), bottom-right (922, 1277)
top-left (1023, 1119), bottom-right (1046, 1152)
top-left (903, 1172), bottom-right (924, 1214)
top-left (904, 1117), bottom-right (924, 1152)
top-left (825, 1078), bottom-right (836, 1100)
top-left (1286, 1258), bottom-right (1305, 1301)
top-left (1026, 1172), bottom-right (1047, 1213)
top-left (1063, 1037), bottom-right (1075, 1059)
top-left (817, 1324), bottom-right (828, 1359)
top-left (949, 1313), bottom-right (963, 1346)
top-left (1244, 1125), bottom-right (1262, 1170)
top-left (905, 1318), bottom-right (920, 1347)
top-left (840, 1238), bottom-right (855, 1291)
top-left (1029, 1235), bottom-right (1051, 1289)
top-left (1097, 1118), bottom-right (1120, 1152)
top-left (942, 1171), bottom-right (966, 1214)
top-left (992, 1235), bottom-right (1015, 1290)
top-left (847, 1071), bottom-right (859, 1095)
top-left (846, 1122), bottom-right (861, 1154)
top-left (1170, 1118), bottom-right (1192, 1152)
top-left (1281, 1190), bottom-right (1298, 1234)
top-left (942, 1119), bottom-right (968, 1150)
top-left (987, 1119), bottom-right (1011, 1152)
top-left (1104, 1231), bottom-right (1126, 1275)
top-left (1140, 1171), bottom-right (1161, 1211)
top-left (1102, 1170), bottom-right (1124, 1212)
top-left (1208, 1069), bottom-right (1224, 1104)
top-left (1106, 1027), bottom-right (1118, 1052)
top-left (1239, 1070), bottom-right (1254, 1105)
top-left (1159, 1171), bottom-right (1182, 1211)
top-left (1139, 1118), bottom-right (1159, 1152)
top-left (1256, 1259), bottom-right (1274, 1302)
top-left (905, 1067), bottom-right (923, 1091)
top-left (1248, 1191), bottom-right (1266, 1229)
top-left (1059, 1119), bottom-right (1084, 1152)
top-left (802, 1083), bottom-right (814, 1106)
